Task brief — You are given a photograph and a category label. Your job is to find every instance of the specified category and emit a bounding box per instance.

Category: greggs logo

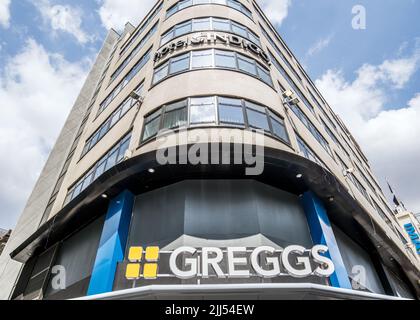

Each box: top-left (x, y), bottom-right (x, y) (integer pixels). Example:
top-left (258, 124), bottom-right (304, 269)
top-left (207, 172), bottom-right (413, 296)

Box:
top-left (126, 246), bottom-right (160, 279)
top-left (125, 245), bottom-right (335, 280)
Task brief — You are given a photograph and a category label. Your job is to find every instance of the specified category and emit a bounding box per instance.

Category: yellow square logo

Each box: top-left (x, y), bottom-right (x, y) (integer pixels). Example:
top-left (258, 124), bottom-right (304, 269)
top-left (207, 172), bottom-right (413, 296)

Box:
top-left (145, 246), bottom-right (160, 262)
top-left (143, 263), bottom-right (158, 279)
top-left (126, 263), bottom-right (141, 280)
top-left (128, 247), bottom-right (143, 262)
top-left (125, 246), bottom-right (160, 280)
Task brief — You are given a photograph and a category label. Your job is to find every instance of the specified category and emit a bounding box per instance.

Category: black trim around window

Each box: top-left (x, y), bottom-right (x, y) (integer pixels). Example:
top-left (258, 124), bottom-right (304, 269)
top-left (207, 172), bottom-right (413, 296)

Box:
top-left (166, 0), bottom-right (253, 21)
top-left (152, 48), bottom-right (273, 88)
top-left (140, 95), bottom-right (290, 147)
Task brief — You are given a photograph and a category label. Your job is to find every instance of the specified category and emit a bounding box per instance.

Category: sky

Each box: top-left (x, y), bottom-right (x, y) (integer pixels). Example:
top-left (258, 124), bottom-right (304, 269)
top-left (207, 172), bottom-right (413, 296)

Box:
top-left (0, 0), bottom-right (419, 229)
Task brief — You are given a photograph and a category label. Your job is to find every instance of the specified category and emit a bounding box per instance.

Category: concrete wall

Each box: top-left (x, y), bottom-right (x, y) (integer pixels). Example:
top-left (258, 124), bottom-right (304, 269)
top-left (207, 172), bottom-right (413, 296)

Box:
top-left (0, 30), bottom-right (119, 300)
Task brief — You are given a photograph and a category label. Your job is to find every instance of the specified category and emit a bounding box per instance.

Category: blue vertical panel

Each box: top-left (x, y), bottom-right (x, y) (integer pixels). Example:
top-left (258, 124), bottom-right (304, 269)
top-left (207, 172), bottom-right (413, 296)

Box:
top-left (301, 191), bottom-right (352, 289)
top-left (87, 190), bottom-right (134, 296)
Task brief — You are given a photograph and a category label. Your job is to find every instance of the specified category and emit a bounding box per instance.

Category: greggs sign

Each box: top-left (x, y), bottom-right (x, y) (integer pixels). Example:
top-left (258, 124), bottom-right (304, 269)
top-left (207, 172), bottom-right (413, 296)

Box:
top-left (125, 245), bottom-right (335, 280)
top-left (154, 32), bottom-right (271, 65)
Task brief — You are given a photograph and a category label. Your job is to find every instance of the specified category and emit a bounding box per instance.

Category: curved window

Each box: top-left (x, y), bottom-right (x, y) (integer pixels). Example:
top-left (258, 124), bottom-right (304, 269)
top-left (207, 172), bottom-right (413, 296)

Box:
top-left (141, 96), bottom-right (289, 144)
top-left (166, 0), bottom-right (252, 20)
top-left (160, 17), bottom-right (260, 46)
top-left (64, 133), bottom-right (132, 205)
top-left (81, 84), bottom-right (143, 158)
top-left (98, 48), bottom-right (151, 116)
top-left (110, 23), bottom-right (158, 83)
top-left (152, 49), bottom-right (273, 86)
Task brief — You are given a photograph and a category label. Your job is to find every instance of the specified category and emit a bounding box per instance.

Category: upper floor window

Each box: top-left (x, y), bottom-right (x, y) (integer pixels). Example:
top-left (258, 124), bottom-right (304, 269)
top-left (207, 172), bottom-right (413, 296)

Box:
top-left (166, 0), bottom-right (252, 20)
top-left (289, 104), bottom-right (332, 157)
top-left (268, 51), bottom-right (314, 114)
top-left (141, 96), bottom-right (289, 144)
top-left (98, 47), bottom-right (151, 116)
top-left (81, 83), bottom-right (144, 158)
top-left (64, 133), bottom-right (132, 205)
top-left (161, 17), bottom-right (260, 47)
top-left (111, 23), bottom-right (158, 83)
top-left (120, 1), bottom-right (163, 56)
top-left (152, 49), bottom-right (273, 87)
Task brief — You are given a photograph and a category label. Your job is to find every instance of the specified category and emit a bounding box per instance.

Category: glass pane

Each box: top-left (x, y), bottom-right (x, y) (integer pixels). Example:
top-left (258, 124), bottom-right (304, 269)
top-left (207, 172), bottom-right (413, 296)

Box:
top-left (232, 23), bottom-right (248, 38)
top-left (215, 50), bottom-right (236, 68)
top-left (175, 21), bottom-right (192, 37)
top-left (153, 63), bottom-right (169, 84)
top-left (163, 107), bottom-right (188, 129)
top-left (247, 109), bottom-right (270, 131)
top-left (228, 0), bottom-right (241, 11)
top-left (105, 150), bottom-right (118, 172)
top-left (257, 65), bottom-right (272, 85)
top-left (117, 138), bottom-right (130, 162)
top-left (190, 97), bottom-right (216, 124)
top-left (213, 18), bottom-right (231, 31)
top-left (248, 32), bottom-right (260, 45)
top-left (270, 115), bottom-right (288, 141)
top-left (170, 54), bottom-right (190, 74)
top-left (237, 55), bottom-right (256, 75)
top-left (94, 160), bottom-right (106, 181)
top-left (161, 31), bottom-right (173, 45)
top-left (219, 105), bottom-right (244, 125)
top-left (218, 97), bottom-right (242, 106)
top-left (120, 98), bottom-right (132, 116)
top-left (143, 116), bottom-right (161, 141)
top-left (193, 18), bottom-right (210, 31)
top-left (179, 0), bottom-right (192, 10)
top-left (191, 50), bottom-right (213, 68)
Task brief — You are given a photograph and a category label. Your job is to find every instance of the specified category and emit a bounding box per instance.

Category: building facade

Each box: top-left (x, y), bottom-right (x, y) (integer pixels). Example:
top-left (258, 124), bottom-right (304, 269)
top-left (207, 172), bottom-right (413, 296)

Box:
top-left (0, 229), bottom-right (11, 256)
top-left (0, 0), bottom-right (419, 300)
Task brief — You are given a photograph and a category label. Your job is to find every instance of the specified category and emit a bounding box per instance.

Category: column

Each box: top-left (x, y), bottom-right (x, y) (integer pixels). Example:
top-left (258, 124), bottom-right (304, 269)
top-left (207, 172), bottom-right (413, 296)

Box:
top-left (87, 190), bottom-right (134, 296)
top-left (301, 191), bottom-right (352, 289)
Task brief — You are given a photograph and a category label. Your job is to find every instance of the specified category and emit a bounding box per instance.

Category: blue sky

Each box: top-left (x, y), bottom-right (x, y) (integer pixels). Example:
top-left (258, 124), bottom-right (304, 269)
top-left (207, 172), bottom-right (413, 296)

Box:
top-left (0, 0), bottom-right (419, 229)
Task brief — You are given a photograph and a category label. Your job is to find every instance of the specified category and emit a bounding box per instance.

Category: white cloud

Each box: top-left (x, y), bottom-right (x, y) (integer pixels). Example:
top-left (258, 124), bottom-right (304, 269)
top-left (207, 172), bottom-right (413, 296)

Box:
top-left (98, 0), bottom-right (156, 31)
top-left (0, 39), bottom-right (90, 229)
top-left (0, 0), bottom-right (11, 28)
top-left (257, 0), bottom-right (292, 25)
top-left (307, 34), bottom-right (333, 57)
top-left (315, 49), bottom-right (420, 212)
top-left (36, 0), bottom-right (92, 44)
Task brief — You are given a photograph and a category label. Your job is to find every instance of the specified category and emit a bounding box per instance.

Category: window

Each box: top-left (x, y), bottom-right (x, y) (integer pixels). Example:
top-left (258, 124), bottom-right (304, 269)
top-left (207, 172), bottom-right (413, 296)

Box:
top-left (120, 2), bottom-right (162, 56)
top-left (192, 17), bottom-right (210, 31)
top-left (166, 0), bottom-right (252, 19)
top-left (153, 62), bottom-right (169, 84)
top-left (191, 49), bottom-right (213, 68)
top-left (238, 54), bottom-right (257, 75)
top-left (175, 21), bottom-right (192, 37)
top-left (170, 53), bottom-right (190, 73)
top-left (143, 110), bottom-right (161, 141)
top-left (297, 135), bottom-right (327, 169)
top-left (269, 111), bottom-right (288, 142)
top-left (99, 48), bottom-right (151, 115)
top-left (246, 102), bottom-right (270, 131)
top-left (81, 83), bottom-right (143, 158)
top-left (232, 22), bottom-right (248, 38)
top-left (290, 104), bottom-right (332, 156)
top-left (215, 50), bottom-right (236, 68)
top-left (111, 23), bottom-right (157, 82)
top-left (65, 133), bottom-right (132, 205)
top-left (213, 18), bottom-right (230, 31)
top-left (260, 25), bottom-right (302, 83)
top-left (141, 96), bottom-right (290, 144)
top-left (190, 97), bottom-right (216, 124)
top-left (218, 97), bottom-right (244, 125)
top-left (159, 17), bottom-right (261, 47)
top-left (152, 49), bottom-right (273, 86)
top-left (162, 100), bottom-right (188, 130)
